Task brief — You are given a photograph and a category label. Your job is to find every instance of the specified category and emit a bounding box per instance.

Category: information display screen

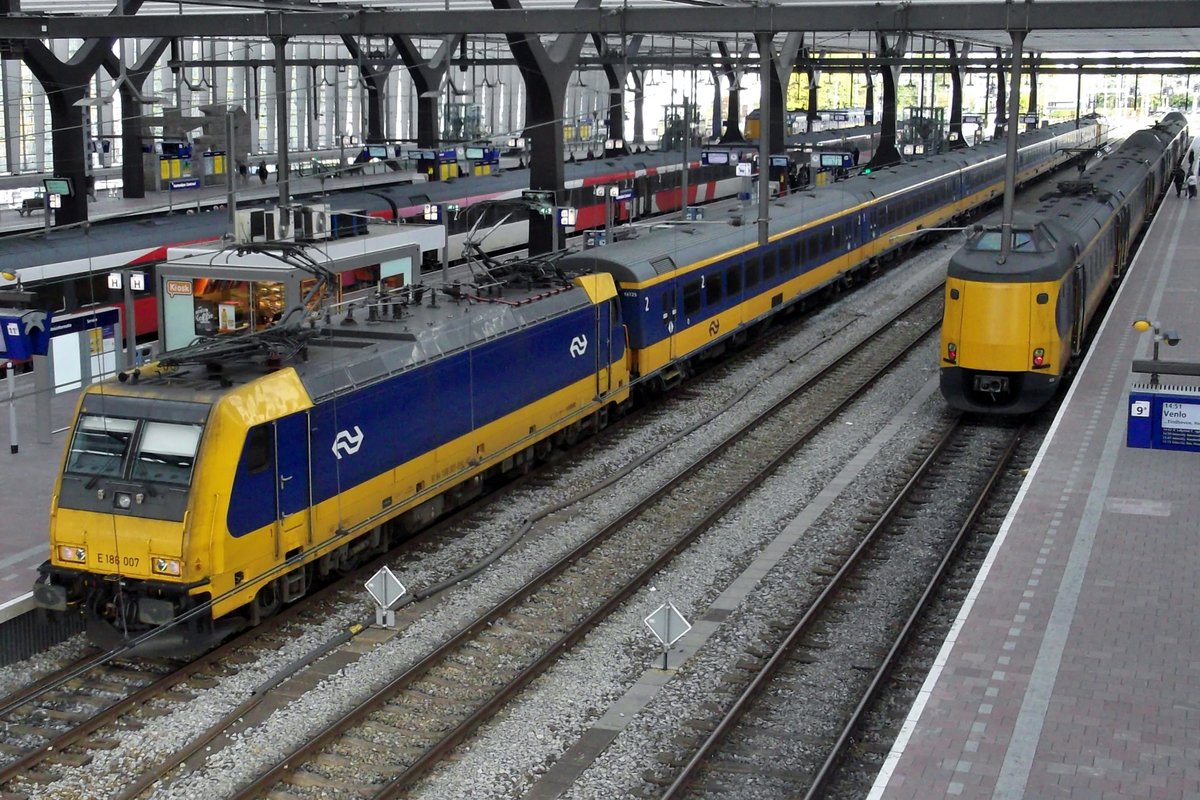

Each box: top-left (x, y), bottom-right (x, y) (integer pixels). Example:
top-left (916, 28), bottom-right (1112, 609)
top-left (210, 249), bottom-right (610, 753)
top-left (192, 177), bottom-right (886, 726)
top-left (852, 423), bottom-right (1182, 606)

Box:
top-left (43, 178), bottom-right (73, 196)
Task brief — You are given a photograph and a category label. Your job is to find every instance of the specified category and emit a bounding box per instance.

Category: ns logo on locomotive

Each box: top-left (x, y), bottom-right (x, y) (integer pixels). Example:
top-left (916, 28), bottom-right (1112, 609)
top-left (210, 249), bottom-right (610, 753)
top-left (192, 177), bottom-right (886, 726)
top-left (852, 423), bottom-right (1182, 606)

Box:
top-left (34, 115), bottom-right (1110, 655)
top-left (939, 112), bottom-right (1189, 414)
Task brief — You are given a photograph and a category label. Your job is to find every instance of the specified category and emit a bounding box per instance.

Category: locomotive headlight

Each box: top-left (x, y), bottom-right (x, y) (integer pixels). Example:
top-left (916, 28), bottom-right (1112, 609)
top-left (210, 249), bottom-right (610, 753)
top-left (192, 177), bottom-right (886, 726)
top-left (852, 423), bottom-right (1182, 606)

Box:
top-left (58, 545), bottom-right (87, 563)
top-left (152, 558), bottom-right (182, 577)
top-left (114, 492), bottom-right (133, 510)
top-left (1032, 348), bottom-right (1046, 368)
top-left (946, 342), bottom-right (957, 363)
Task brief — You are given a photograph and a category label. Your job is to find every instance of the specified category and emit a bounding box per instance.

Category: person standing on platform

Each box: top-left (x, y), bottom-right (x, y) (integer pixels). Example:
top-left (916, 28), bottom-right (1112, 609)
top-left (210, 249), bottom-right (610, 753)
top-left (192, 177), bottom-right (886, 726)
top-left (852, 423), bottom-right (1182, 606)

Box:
top-left (257, 160), bottom-right (268, 184)
top-left (237, 160), bottom-right (248, 185)
top-left (1188, 173), bottom-right (1197, 200)
top-left (1189, 149), bottom-right (1195, 173)
top-left (1173, 165), bottom-right (1186, 197)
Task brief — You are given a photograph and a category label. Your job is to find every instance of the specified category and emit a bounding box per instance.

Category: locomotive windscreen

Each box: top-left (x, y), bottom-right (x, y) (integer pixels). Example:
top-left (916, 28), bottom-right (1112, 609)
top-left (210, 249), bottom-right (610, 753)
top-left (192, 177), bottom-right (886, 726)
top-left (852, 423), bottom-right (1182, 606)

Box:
top-left (66, 396), bottom-right (210, 488)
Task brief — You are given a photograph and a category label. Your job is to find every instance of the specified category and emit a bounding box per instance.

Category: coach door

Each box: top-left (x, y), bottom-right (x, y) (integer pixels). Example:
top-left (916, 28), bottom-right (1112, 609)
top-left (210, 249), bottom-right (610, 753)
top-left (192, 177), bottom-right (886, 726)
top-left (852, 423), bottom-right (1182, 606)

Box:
top-left (274, 412), bottom-right (312, 555)
top-left (635, 175), bottom-right (652, 219)
top-left (661, 281), bottom-right (680, 361)
top-left (1071, 265), bottom-right (1087, 357)
top-left (1114, 208), bottom-right (1131, 278)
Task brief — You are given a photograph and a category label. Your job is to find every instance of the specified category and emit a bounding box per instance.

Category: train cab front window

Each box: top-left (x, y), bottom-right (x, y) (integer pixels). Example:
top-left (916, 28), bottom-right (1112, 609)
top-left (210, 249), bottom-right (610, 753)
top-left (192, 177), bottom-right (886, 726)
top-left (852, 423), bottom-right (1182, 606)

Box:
top-left (65, 414), bottom-right (204, 487)
top-left (969, 230), bottom-right (1043, 253)
top-left (66, 415), bottom-right (137, 478)
top-left (130, 422), bottom-right (203, 486)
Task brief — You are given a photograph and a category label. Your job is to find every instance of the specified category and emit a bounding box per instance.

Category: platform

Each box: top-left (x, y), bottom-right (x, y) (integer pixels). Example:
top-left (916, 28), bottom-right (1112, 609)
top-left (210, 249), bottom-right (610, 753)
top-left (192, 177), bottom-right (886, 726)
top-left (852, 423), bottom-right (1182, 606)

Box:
top-left (870, 160), bottom-right (1200, 799)
top-left (0, 160), bottom-right (424, 237)
top-left (0, 367), bottom-right (82, 658)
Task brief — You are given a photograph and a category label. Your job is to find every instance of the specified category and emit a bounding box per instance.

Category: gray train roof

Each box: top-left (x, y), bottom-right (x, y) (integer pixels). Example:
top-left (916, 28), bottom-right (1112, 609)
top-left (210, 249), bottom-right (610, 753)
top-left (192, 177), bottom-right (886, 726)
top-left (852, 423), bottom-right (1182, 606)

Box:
top-left (560, 118), bottom-right (1099, 285)
top-left (120, 257), bottom-right (594, 404)
top-left (948, 114), bottom-right (1185, 283)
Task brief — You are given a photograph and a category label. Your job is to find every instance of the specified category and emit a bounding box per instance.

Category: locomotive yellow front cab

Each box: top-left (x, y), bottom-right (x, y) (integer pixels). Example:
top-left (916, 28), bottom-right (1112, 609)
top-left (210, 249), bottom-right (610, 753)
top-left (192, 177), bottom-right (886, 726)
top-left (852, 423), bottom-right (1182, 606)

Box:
top-left (35, 384), bottom-right (216, 650)
top-left (940, 225), bottom-right (1067, 413)
top-left (33, 366), bottom-right (310, 654)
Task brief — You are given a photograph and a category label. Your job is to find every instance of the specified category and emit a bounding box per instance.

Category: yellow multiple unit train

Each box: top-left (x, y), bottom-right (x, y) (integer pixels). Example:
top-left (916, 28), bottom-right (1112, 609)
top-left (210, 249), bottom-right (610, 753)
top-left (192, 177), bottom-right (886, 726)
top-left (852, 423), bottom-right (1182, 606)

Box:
top-left (939, 112), bottom-right (1188, 413)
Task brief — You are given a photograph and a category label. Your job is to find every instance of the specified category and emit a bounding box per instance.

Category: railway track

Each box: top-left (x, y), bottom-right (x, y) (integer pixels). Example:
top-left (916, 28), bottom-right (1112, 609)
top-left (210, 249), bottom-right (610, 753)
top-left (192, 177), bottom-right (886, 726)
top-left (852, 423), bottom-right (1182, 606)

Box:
top-left (0, 280), bottom-right (883, 800)
top-left (0, 583), bottom-right (374, 797)
top-left (213, 287), bottom-right (944, 800)
top-left (817, 412), bottom-right (1051, 800)
top-left (655, 416), bottom-right (1026, 799)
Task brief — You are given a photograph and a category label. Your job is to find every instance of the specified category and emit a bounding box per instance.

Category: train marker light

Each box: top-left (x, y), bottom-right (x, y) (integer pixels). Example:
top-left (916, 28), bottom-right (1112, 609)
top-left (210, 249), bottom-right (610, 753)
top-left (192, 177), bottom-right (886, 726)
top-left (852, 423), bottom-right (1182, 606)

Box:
top-left (946, 342), bottom-right (957, 363)
top-left (1032, 348), bottom-right (1045, 367)
top-left (153, 558), bottom-right (182, 577)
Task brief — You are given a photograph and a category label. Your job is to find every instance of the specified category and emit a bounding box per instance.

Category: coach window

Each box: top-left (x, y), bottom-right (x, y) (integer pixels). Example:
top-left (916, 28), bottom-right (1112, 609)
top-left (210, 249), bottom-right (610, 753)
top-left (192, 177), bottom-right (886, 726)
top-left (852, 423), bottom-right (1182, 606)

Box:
top-left (763, 251), bottom-right (778, 281)
top-left (705, 273), bottom-right (723, 305)
top-left (243, 425), bottom-right (272, 474)
top-left (727, 264), bottom-right (742, 296)
top-left (683, 279), bottom-right (702, 315)
top-left (745, 257), bottom-right (761, 288)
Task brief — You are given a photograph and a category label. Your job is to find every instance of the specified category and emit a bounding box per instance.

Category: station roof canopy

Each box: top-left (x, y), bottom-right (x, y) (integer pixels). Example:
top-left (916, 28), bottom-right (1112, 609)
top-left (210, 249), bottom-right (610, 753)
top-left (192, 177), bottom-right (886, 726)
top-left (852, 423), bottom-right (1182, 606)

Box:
top-left (5, 0), bottom-right (1200, 59)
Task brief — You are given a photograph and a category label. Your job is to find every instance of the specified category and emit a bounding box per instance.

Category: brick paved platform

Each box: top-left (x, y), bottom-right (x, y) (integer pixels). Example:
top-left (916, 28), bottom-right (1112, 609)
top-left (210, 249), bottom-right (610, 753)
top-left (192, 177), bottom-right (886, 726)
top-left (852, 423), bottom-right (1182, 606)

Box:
top-left (870, 158), bottom-right (1200, 800)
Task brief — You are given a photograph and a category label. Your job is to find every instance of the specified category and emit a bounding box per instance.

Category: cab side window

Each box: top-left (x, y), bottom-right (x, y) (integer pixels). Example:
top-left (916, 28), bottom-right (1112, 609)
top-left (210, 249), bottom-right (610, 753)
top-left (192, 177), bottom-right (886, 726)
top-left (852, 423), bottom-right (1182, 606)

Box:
top-left (244, 425), bottom-right (271, 474)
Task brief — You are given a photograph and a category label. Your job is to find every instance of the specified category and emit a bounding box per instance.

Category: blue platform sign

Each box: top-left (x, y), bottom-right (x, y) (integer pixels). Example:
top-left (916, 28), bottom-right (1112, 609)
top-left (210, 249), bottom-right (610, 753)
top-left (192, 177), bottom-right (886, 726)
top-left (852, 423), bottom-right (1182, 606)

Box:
top-left (169, 178), bottom-right (201, 190)
top-left (1127, 388), bottom-right (1200, 452)
top-left (0, 308), bottom-right (53, 360)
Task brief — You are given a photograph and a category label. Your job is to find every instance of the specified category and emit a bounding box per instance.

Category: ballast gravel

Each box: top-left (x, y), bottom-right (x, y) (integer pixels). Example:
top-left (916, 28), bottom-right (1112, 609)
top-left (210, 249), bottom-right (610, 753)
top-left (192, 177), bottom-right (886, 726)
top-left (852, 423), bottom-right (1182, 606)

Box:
top-left (3, 238), bottom-right (955, 800)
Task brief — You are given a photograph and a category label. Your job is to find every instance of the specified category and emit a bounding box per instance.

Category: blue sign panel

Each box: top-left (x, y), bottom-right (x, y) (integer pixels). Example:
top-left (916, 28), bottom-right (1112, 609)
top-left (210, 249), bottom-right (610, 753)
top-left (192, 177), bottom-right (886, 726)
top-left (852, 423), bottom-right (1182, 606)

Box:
top-left (48, 307), bottom-right (119, 337)
top-left (169, 178), bottom-right (201, 190)
top-left (1127, 388), bottom-right (1200, 452)
top-left (0, 309), bottom-right (54, 360)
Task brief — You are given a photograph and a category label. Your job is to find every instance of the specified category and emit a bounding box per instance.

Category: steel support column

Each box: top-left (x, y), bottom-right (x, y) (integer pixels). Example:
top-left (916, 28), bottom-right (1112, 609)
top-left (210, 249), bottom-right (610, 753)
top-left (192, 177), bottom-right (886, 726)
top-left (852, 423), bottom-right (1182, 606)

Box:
top-left (593, 33), bottom-right (642, 156)
top-left (1026, 54), bottom-right (1039, 130)
top-left (999, 31), bottom-right (1025, 264)
top-left (766, 33), bottom-right (802, 153)
top-left (631, 69), bottom-right (645, 145)
top-left (947, 40), bottom-right (967, 149)
top-left (394, 34), bottom-right (460, 148)
top-left (863, 53), bottom-right (875, 125)
top-left (710, 67), bottom-right (723, 139)
top-left (104, 38), bottom-right (169, 199)
top-left (272, 35), bottom-right (290, 221)
top-left (868, 31), bottom-right (907, 169)
top-left (756, 31), bottom-right (771, 249)
top-left (716, 40), bottom-right (749, 144)
top-left (498, 0), bottom-right (598, 255)
top-left (994, 47), bottom-right (1007, 140)
top-left (22, 39), bottom-right (114, 226)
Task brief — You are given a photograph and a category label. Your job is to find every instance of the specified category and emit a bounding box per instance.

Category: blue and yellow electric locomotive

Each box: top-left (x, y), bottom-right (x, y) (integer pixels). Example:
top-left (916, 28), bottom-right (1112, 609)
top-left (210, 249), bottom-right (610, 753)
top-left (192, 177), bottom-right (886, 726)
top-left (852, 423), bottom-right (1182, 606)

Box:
top-left (34, 264), bottom-right (630, 653)
top-left (939, 112), bottom-right (1188, 413)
